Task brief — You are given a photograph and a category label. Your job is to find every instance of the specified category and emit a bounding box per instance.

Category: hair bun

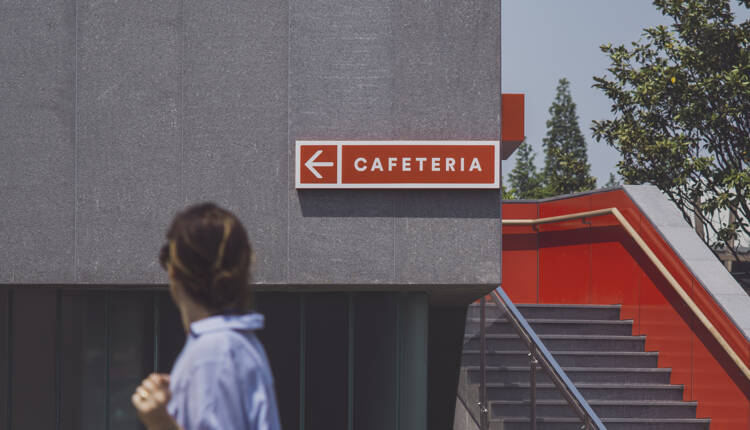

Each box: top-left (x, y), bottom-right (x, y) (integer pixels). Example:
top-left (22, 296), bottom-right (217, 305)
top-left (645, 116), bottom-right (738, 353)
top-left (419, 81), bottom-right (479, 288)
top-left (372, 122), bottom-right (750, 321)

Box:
top-left (162, 203), bottom-right (252, 312)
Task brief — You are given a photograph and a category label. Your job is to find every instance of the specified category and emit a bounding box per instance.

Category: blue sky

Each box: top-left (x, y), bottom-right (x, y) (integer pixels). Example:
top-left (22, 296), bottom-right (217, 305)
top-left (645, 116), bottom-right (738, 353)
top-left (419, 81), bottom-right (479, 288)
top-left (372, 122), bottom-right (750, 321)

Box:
top-left (501, 0), bottom-right (672, 185)
top-left (501, 0), bottom-right (749, 185)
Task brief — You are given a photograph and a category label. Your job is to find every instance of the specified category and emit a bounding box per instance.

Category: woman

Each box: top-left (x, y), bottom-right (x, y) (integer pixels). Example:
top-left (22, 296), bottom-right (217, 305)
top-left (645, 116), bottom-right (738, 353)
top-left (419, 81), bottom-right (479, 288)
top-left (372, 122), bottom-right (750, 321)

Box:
top-left (132, 203), bottom-right (281, 430)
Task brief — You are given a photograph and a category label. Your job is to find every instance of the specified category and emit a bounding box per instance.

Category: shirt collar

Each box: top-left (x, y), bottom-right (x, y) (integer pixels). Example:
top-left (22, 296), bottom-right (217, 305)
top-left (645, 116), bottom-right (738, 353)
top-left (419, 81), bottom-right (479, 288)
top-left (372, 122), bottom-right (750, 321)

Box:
top-left (189, 313), bottom-right (265, 337)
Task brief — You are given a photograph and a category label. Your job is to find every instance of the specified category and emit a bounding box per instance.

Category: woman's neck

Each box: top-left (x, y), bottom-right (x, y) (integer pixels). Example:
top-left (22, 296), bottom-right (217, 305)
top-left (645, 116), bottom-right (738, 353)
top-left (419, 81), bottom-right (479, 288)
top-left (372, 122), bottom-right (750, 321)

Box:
top-left (179, 298), bottom-right (213, 333)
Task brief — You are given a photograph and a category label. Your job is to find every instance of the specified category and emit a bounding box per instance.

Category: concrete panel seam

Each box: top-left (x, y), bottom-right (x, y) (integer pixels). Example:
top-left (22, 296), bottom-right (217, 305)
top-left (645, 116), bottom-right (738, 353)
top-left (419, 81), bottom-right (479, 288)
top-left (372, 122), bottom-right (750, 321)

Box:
top-left (74, 0), bottom-right (79, 283)
top-left (180, 0), bottom-right (185, 206)
top-left (286, 0), bottom-right (291, 285)
top-left (393, 199), bottom-right (396, 282)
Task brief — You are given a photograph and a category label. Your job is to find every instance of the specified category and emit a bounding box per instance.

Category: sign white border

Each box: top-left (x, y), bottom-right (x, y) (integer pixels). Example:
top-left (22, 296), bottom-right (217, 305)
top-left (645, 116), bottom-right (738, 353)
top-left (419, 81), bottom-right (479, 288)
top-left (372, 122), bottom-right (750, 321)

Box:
top-left (295, 140), bottom-right (500, 189)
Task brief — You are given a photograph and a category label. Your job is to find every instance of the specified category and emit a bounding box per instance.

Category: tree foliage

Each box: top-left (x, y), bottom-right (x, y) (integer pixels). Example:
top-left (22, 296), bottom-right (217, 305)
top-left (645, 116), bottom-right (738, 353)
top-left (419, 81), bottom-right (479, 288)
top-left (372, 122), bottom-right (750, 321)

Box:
top-left (508, 140), bottom-right (545, 199)
top-left (502, 184), bottom-right (517, 200)
top-left (592, 0), bottom-right (750, 253)
top-left (604, 172), bottom-right (622, 188)
top-left (543, 78), bottom-right (597, 195)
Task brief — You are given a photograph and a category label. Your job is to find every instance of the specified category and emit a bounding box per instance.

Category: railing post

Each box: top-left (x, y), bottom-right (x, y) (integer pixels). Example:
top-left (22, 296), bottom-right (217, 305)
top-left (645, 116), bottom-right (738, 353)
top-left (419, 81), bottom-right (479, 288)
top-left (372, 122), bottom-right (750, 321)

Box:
top-left (530, 346), bottom-right (537, 430)
top-left (479, 296), bottom-right (488, 430)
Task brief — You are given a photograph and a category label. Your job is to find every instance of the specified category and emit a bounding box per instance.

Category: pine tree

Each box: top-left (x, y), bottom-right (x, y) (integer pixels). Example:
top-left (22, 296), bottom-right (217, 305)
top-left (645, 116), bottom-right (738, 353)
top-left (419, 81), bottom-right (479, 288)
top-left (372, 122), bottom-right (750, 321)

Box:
top-left (542, 78), bottom-right (597, 195)
top-left (501, 184), bottom-right (516, 200)
top-left (508, 140), bottom-right (544, 199)
top-left (604, 172), bottom-right (621, 188)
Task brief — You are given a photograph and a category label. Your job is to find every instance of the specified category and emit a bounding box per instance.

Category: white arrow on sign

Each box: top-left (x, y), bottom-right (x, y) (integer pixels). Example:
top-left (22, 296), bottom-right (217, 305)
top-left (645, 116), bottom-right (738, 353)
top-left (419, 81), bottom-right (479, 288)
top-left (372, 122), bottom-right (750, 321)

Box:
top-left (304, 149), bottom-right (335, 179)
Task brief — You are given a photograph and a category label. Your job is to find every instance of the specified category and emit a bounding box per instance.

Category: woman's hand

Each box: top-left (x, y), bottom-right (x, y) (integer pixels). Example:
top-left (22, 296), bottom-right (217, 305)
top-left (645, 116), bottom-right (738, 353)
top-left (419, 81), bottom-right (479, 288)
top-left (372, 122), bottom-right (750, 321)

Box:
top-left (132, 373), bottom-right (182, 430)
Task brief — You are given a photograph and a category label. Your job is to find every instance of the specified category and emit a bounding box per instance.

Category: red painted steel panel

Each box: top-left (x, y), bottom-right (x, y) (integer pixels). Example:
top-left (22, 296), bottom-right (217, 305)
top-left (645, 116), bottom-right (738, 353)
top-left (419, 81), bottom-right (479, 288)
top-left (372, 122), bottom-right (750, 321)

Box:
top-left (688, 277), bottom-right (750, 368)
top-left (588, 189), bottom-right (643, 327)
top-left (589, 226), bottom-right (641, 332)
top-left (538, 233), bottom-right (590, 303)
top-left (633, 209), bottom-right (693, 401)
top-left (590, 191), bottom-right (750, 400)
top-left (502, 203), bottom-right (539, 303)
top-left (502, 202), bottom-right (538, 220)
top-left (501, 189), bottom-right (750, 427)
top-left (622, 193), bottom-right (750, 380)
top-left (693, 327), bottom-right (750, 429)
top-left (501, 94), bottom-right (524, 143)
top-left (639, 264), bottom-right (694, 400)
top-left (539, 196), bottom-right (591, 304)
top-left (635, 214), bottom-right (697, 302)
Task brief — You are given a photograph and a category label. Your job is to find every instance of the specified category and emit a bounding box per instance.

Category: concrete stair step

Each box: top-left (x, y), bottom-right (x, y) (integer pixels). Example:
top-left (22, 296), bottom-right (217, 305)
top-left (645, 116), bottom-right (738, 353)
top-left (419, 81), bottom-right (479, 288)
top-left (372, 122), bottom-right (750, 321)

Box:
top-left (461, 303), bottom-right (706, 429)
top-left (464, 334), bottom-right (646, 352)
top-left (600, 418), bottom-right (711, 430)
top-left (485, 382), bottom-right (684, 401)
top-left (468, 303), bottom-right (622, 321)
top-left (465, 318), bottom-right (634, 336)
top-left (490, 417), bottom-right (710, 430)
top-left (466, 366), bottom-right (672, 384)
top-left (490, 399), bottom-right (697, 419)
top-left (461, 350), bottom-right (659, 368)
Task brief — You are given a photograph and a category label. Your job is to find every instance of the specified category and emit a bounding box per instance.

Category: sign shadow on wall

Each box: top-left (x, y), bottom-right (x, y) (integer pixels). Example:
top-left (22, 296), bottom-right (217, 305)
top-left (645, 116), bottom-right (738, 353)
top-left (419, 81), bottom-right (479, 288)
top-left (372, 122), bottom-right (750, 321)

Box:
top-left (297, 189), bottom-right (501, 219)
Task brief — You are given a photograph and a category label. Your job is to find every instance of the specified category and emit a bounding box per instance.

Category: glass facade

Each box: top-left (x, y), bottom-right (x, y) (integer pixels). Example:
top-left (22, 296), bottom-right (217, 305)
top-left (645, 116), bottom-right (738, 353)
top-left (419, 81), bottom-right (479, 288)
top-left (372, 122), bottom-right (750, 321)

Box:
top-left (0, 288), bottom-right (185, 430)
top-left (60, 290), bottom-right (106, 430)
top-left (0, 288), bottom-right (429, 430)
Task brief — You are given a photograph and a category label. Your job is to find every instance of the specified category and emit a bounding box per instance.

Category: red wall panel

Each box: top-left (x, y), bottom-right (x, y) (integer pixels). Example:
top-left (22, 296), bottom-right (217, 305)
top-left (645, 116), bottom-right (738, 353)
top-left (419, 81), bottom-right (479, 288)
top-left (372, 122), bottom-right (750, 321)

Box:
top-left (589, 226), bottom-right (641, 333)
top-left (693, 324), bottom-right (750, 428)
top-left (689, 279), bottom-right (750, 369)
top-left (539, 196), bottom-right (591, 304)
top-left (502, 203), bottom-right (539, 303)
top-left (638, 267), bottom-right (694, 400)
top-left (588, 191), bottom-right (642, 329)
top-left (501, 189), bottom-right (750, 427)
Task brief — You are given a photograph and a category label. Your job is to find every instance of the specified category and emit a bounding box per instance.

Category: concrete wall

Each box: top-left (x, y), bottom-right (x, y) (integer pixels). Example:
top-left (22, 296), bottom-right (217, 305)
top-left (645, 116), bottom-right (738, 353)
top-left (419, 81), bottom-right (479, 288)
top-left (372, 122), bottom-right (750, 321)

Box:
top-left (0, 0), bottom-right (502, 295)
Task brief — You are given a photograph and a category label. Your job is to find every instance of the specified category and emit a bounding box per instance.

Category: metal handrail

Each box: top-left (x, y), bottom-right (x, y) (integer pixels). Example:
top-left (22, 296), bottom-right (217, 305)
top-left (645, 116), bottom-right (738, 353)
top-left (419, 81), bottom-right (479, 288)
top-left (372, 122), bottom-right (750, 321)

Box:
top-left (488, 287), bottom-right (606, 430)
top-left (455, 389), bottom-right (482, 429)
top-left (502, 207), bottom-right (750, 383)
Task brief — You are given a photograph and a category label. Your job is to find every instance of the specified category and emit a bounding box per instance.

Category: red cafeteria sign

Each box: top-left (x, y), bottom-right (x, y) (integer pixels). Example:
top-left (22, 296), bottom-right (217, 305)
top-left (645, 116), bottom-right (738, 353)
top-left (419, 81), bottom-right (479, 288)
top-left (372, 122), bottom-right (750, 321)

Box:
top-left (295, 141), bottom-right (499, 189)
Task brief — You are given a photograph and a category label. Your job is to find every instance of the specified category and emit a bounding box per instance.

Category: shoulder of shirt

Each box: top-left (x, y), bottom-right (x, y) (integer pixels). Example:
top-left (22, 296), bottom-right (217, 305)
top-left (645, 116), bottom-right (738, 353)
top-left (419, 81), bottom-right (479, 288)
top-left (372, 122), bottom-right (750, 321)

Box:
top-left (185, 330), bottom-right (264, 370)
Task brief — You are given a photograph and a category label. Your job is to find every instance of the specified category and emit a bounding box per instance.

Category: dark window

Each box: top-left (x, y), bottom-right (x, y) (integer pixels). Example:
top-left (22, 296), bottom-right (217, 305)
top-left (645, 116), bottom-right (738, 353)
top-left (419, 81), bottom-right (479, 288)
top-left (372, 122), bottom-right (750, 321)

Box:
top-left (0, 287), bottom-right (8, 430)
top-left (156, 292), bottom-right (185, 374)
top-left (255, 293), bottom-right (301, 430)
top-left (305, 294), bottom-right (349, 430)
top-left (60, 290), bottom-right (107, 430)
top-left (354, 293), bottom-right (398, 430)
top-left (108, 291), bottom-right (155, 430)
top-left (10, 288), bottom-right (57, 429)
top-left (1, 289), bottom-right (429, 430)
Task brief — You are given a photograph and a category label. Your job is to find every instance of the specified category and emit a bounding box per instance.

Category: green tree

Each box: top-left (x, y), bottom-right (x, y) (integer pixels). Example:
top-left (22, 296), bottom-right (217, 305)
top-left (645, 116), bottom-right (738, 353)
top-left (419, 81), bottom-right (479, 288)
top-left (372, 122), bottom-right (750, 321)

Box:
top-left (543, 78), bottom-right (597, 195)
top-left (508, 140), bottom-right (545, 198)
top-left (604, 172), bottom-right (621, 188)
top-left (502, 184), bottom-right (517, 200)
top-left (592, 0), bottom-right (750, 255)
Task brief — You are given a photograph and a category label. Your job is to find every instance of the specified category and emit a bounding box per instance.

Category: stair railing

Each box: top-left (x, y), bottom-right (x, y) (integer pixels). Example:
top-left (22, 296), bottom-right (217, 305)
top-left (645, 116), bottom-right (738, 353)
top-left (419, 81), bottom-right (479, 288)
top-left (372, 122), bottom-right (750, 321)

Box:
top-left (479, 296), bottom-right (488, 429)
top-left (485, 287), bottom-right (606, 430)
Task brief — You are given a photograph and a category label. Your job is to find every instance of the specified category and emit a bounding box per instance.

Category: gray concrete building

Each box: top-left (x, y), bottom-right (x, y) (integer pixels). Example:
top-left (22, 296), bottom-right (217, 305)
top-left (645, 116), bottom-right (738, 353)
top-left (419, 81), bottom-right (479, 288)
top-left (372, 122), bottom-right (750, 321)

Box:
top-left (0, 1), bottom-right (502, 429)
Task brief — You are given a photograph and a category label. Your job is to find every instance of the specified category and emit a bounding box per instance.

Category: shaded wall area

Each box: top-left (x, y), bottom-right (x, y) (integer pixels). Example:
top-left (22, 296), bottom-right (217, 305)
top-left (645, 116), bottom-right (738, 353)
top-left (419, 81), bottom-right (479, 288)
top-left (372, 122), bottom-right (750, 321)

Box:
top-left (502, 188), bottom-right (750, 429)
top-left (0, 288), bottom-right (466, 430)
top-left (0, 287), bottom-right (184, 430)
top-left (256, 292), bottom-right (465, 430)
